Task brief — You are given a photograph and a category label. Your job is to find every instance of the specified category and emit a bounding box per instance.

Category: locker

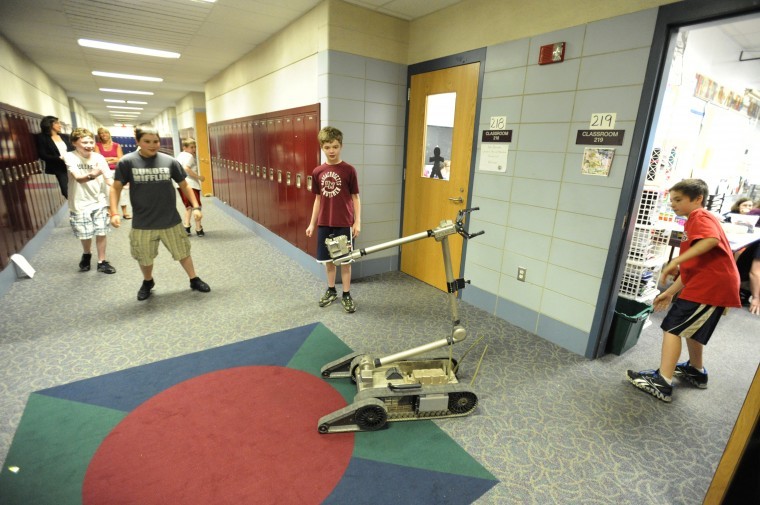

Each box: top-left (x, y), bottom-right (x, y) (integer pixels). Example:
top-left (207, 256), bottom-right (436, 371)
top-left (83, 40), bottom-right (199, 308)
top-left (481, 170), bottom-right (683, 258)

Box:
top-left (304, 113), bottom-right (320, 257)
top-left (244, 121), bottom-right (258, 222)
top-left (254, 120), bottom-right (269, 229)
top-left (292, 115), bottom-right (308, 252)
top-left (280, 117), bottom-right (296, 246)
top-left (267, 119), bottom-right (279, 235)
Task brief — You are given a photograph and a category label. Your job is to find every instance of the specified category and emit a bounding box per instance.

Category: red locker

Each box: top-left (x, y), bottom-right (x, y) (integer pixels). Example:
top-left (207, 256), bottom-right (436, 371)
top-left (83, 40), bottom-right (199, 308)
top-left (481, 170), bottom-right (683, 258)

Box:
top-left (304, 113), bottom-right (320, 257)
top-left (254, 119), bottom-right (269, 229)
top-left (280, 116), bottom-right (296, 246)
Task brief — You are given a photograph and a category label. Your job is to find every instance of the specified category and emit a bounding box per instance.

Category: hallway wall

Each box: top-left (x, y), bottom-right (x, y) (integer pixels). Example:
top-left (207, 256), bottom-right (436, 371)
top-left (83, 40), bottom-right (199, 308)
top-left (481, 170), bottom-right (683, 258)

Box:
top-left (463, 10), bottom-right (659, 356)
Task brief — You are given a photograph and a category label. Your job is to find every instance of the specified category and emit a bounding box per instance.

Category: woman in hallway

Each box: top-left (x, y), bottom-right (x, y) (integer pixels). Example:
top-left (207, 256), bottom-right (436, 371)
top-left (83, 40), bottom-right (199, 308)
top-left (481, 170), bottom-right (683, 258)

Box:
top-left (36, 115), bottom-right (73, 198)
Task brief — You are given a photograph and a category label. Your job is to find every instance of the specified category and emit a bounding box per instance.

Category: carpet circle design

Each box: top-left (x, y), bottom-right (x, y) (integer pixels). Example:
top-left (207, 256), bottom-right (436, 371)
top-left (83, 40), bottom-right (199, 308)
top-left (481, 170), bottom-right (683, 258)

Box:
top-left (82, 366), bottom-right (353, 505)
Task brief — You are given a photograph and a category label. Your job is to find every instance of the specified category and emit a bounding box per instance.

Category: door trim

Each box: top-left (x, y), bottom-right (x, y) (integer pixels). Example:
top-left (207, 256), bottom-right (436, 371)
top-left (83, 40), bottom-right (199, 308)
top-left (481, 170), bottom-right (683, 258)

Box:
top-left (400, 48), bottom-right (487, 280)
top-left (591, 0), bottom-right (760, 358)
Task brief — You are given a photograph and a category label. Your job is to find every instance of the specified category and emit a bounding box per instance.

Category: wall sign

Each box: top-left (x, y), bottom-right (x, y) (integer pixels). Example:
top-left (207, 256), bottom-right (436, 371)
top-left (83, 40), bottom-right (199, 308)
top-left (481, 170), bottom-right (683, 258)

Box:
top-left (589, 113), bottom-right (616, 129)
top-left (575, 129), bottom-right (625, 146)
top-left (479, 130), bottom-right (511, 173)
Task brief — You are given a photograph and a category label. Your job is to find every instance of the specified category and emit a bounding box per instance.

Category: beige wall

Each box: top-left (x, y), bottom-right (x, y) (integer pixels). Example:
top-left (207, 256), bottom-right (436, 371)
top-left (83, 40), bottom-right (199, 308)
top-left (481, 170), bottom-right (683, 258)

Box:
top-left (0, 34), bottom-right (70, 124)
top-left (176, 92), bottom-right (206, 132)
top-left (407, 0), bottom-right (680, 64)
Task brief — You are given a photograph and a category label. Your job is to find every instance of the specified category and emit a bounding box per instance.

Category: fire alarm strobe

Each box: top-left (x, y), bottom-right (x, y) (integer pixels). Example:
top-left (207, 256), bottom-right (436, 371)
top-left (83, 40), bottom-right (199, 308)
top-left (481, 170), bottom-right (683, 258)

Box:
top-left (539, 42), bottom-right (565, 65)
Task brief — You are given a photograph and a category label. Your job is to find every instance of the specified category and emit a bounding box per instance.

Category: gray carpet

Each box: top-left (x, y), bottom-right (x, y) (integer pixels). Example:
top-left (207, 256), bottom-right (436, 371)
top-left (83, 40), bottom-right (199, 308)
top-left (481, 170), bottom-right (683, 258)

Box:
top-left (1, 198), bottom-right (758, 504)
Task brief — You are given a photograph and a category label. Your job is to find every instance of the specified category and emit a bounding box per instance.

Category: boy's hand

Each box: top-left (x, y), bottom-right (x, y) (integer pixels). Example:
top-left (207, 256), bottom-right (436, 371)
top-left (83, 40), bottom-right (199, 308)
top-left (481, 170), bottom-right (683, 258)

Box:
top-left (750, 297), bottom-right (759, 315)
top-left (110, 214), bottom-right (121, 228)
top-left (352, 223), bottom-right (360, 238)
top-left (305, 225), bottom-right (314, 237)
top-left (653, 291), bottom-right (673, 312)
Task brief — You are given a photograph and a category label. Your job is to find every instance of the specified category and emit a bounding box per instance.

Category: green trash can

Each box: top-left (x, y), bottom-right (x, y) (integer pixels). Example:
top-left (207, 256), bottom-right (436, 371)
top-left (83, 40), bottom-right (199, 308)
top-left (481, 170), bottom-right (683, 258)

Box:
top-left (607, 297), bottom-right (653, 355)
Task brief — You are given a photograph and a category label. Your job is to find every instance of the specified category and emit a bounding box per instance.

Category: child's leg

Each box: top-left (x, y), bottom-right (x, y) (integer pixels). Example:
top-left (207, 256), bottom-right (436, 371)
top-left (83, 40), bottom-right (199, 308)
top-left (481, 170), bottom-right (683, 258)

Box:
top-left (95, 235), bottom-right (107, 262)
top-left (325, 262), bottom-right (337, 288)
top-left (685, 338), bottom-right (704, 369)
top-left (659, 331), bottom-right (682, 380)
top-left (340, 263), bottom-right (351, 292)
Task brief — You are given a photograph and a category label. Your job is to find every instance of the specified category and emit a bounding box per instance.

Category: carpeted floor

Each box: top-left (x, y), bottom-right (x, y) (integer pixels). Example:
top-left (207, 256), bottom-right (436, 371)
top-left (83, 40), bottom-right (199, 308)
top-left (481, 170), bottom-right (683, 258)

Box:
top-left (1, 197), bottom-right (758, 504)
top-left (0, 323), bottom-right (496, 504)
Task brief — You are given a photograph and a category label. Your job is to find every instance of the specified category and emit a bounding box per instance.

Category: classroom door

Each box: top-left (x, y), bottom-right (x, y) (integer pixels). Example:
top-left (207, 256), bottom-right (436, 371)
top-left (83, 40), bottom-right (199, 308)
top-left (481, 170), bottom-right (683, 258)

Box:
top-left (401, 62), bottom-right (480, 291)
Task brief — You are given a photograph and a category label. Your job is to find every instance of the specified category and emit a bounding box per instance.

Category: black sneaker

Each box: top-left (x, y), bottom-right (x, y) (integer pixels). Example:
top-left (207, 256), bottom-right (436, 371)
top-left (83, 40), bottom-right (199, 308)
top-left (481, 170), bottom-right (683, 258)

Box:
top-left (674, 360), bottom-right (708, 389)
top-left (341, 294), bottom-right (356, 313)
top-left (190, 277), bottom-right (210, 292)
top-left (184, 226), bottom-right (192, 236)
top-left (97, 261), bottom-right (116, 274)
top-left (79, 253), bottom-right (92, 271)
top-left (137, 279), bottom-right (155, 301)
top-left (627, 369), bottom-right (673, 402)
top-left (196, 228), bottom-right (205, 237)
top-left (318, 288), bottom-right (338, 307)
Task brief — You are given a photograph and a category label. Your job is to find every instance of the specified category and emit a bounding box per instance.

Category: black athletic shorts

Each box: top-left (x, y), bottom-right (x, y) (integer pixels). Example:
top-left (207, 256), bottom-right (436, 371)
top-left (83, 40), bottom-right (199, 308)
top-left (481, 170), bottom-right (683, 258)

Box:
top-left (660, 298), bottom-right (726, 345)
top-left (316, 226), bottom-right (352, 262)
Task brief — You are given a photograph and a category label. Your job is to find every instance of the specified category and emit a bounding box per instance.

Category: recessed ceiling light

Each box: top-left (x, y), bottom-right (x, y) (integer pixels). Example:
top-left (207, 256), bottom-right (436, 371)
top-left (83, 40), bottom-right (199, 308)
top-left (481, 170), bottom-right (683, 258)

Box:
top-left (100, 88), bottom-right (154, 95)
top-left (107, 105), bottom-right (143, 110)
top-left (78, 39), bottom-right (180, 58)
top-left (104, 99), bottom-right (126, 103)
top-left (126, 101), bottom-right (148, 104)
top-left (93, 71), bottom-right (162, 82)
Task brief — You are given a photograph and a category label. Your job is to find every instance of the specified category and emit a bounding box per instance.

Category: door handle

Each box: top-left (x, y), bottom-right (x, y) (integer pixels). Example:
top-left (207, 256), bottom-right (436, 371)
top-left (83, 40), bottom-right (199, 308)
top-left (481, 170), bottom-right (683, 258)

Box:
top-left (448, 196), bottom-right (463, 204)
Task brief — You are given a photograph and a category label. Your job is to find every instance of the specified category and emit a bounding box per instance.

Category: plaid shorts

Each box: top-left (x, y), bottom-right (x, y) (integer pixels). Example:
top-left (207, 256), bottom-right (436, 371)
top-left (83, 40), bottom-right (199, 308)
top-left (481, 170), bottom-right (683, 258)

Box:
top-left (129, 223), bottom-right (191, 266)
top-left (69, 207), bottom-right (110, 239)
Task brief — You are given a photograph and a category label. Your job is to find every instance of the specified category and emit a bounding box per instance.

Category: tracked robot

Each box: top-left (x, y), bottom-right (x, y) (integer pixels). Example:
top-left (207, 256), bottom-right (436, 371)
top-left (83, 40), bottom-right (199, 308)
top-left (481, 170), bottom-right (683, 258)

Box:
top-left (318, 208), bottom-right (484, 433)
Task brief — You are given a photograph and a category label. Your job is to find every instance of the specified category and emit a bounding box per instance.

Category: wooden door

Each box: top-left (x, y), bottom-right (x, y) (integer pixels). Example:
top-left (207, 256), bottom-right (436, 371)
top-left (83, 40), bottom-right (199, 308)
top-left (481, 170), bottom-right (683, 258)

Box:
top-left (401, 62), bottom-right (480, 291)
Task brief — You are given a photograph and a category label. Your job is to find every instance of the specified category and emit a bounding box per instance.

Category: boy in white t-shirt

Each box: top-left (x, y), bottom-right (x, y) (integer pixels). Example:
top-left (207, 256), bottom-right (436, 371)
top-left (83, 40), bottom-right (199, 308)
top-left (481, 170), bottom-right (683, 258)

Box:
top-left (176, 138), bottom-right (206, 236)
top-left (63, 128), bottom-right (116, 274)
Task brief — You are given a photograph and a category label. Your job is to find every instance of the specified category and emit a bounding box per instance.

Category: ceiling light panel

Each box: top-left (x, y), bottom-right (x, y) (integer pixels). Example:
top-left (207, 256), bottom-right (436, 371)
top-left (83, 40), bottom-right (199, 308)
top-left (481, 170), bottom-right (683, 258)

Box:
top-left (78, 38), bottom-right (180, 58)
top-left (100, 88), bottom-right (154, 95)
top-left (93, 71), bottom-right (163, 82)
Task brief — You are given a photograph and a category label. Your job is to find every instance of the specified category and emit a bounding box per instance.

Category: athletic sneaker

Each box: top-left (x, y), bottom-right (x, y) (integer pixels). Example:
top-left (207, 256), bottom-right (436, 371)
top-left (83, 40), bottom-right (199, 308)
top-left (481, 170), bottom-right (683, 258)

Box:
top-left (627, 369), bottom-right (673, 402)
top-left (137, 279), bottom-right (155, 301)
top-left (318, 289), bottom-right (338, 307)
top-left (184, 226), bottom-right (192, 236)
top-left (97, 261), bottom-right (116, 274)
top-left (674, 360), bottom-right (708, 389)
top-left (341, 294), bottom-right (356, 313)
top-left (189, 277), bottom-right (211, 293)
top-left (196, 228), bottom-right (205, 237)
top-left (79, 253), bottom-right (92, 272)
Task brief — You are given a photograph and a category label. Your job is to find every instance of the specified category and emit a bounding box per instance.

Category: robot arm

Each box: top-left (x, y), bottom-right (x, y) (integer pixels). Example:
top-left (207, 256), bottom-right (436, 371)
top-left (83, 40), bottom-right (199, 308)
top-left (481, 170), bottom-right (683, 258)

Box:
top-left (321, 208), bottom-right (483, 374)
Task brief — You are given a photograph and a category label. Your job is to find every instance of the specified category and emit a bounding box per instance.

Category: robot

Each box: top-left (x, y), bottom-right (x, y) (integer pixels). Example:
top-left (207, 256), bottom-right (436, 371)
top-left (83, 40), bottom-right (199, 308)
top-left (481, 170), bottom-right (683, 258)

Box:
top-left (318, 208), bottom-right (484, 433)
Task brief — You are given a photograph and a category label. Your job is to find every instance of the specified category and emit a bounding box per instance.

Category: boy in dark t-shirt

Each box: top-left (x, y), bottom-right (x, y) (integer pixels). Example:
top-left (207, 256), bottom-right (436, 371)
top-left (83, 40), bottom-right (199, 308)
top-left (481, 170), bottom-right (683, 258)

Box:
top-left (627, 179), bottom-right (740, 402)
top-left (305, 127), bottom-right (361, 313)
top-left (110, 126), bottom-right (210, 301)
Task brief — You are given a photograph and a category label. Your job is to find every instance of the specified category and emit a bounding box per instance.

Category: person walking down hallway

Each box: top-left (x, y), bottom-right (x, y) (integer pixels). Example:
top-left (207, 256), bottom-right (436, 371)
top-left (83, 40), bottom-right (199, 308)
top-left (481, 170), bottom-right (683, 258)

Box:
top-left (110, 126), bottom-right (210, 301)
top-left (36, 115), bottom-right (73, 198)
top-left (63, 128), bottom-right (116, 274)
top-left (176, 138), bottom-right (206, 236)
top-left (96, 127), bottom-right (129, 218)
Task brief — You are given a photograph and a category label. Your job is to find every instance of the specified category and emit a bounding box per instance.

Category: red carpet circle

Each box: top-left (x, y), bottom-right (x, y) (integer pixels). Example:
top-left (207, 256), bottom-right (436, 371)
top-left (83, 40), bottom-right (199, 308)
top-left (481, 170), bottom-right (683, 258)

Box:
top-left (83, 366), bottom-right (353, 505)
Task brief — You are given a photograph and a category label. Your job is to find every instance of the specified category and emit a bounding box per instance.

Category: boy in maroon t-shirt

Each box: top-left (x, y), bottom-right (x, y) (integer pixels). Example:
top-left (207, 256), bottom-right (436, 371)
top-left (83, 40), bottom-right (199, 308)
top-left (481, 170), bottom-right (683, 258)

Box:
top-left (627, 178), bottom-right (740, 402)
top-left (305, 127), bottom-right (361, 313)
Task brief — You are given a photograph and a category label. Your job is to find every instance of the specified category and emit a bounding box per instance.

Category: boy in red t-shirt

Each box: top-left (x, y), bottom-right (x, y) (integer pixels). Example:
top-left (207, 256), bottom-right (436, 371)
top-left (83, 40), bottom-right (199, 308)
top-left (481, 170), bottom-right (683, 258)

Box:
top-left (305, 127), bottom-right (361, 313)
top-left (627, 179), bottom-right (741, 402)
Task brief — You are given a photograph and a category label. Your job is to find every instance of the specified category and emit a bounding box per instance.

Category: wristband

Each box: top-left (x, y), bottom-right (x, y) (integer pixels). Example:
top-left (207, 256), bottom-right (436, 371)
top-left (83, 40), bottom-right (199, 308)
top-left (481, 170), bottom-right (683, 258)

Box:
top-left (192, 207), bottom-right (201, 211)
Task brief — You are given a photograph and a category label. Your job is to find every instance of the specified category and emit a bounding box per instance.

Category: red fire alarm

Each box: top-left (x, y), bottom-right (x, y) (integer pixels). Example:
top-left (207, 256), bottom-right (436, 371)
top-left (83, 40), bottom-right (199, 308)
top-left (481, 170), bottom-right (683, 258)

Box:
top-left (538, 42), bottom-right (565, 65)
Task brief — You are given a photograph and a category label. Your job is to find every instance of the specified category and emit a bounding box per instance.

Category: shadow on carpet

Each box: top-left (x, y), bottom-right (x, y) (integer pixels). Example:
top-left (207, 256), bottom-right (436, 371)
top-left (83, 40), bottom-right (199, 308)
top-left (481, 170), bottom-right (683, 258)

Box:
top-left (0, 323), bottom-right (497, 504)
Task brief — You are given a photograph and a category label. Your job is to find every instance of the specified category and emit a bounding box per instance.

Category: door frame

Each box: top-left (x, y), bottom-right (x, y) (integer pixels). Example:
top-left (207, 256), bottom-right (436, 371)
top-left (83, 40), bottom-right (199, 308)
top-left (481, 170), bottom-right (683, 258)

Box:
top-left (591, 0), bottom-right (760, 358)
top-left (400, 48), bottom-right (487, 284)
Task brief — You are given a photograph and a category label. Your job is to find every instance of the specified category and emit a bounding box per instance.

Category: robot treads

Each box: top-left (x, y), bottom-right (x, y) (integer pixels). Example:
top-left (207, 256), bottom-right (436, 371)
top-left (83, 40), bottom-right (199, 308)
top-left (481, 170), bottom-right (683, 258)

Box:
top-left (318, 208), bottom-right (484, 433)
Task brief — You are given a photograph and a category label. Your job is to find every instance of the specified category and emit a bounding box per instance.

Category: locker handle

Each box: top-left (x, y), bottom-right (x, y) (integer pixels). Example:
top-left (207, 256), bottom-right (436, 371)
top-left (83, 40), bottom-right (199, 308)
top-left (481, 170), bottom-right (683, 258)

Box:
top-left (277, 170), bottom-right (282, 183)
top-left (286, 171), bottom-right (291, 186)
top-left (296, 174), bottom-right (301, 189)
top-left (306, 175), bottom-right (312, 191)
top-left (269, 168), bottom-right (274, 181)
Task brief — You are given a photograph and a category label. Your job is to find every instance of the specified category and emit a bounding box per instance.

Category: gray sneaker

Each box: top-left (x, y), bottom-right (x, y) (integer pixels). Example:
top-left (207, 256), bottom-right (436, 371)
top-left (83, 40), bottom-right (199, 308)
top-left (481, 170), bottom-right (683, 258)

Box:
top-left (319, 289), bottom-right (338, 307)
top-left (341, 295), bottom-right (356, 313)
